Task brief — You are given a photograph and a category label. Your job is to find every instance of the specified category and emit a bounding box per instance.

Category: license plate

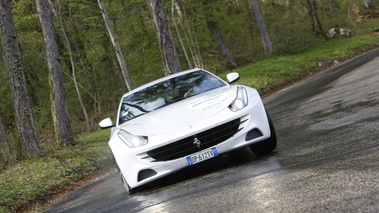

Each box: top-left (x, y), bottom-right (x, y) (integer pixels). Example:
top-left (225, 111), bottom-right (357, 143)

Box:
top-left (186, 147), bottom-right (218, 166)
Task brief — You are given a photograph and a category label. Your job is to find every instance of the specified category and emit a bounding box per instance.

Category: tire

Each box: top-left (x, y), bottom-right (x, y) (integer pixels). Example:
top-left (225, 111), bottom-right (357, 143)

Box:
top-left (120, 172), bottom-right (133, 195)
top-left (249, 110), bottom-right (277, 156)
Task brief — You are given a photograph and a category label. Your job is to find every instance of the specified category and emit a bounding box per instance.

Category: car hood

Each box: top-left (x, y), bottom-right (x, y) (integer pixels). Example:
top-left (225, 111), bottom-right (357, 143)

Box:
top-left (118, 86), bottom-right (237, 136)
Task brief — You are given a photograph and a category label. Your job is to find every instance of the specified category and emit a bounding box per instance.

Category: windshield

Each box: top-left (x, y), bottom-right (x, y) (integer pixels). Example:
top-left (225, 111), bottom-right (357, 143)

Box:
top-left (118, 70), bottom-right (227, 124)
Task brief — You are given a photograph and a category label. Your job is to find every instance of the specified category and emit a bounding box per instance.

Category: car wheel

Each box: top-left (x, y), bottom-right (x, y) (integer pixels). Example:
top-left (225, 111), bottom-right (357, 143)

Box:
top-left (120, 172), bottom-right (133, 195)
top-left (249, 110), bottom-right (277, 156)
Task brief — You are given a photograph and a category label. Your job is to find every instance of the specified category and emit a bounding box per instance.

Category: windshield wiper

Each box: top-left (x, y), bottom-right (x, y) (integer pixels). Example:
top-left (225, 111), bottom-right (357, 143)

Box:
top-left (123, 103), bottom-right (150, 113)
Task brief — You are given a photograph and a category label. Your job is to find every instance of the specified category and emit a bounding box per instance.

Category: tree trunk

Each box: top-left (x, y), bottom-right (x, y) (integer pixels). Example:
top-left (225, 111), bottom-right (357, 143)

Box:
top-left (35, 0), bottom-right (74, 145)
top-left (174, 0), bottom-right (202, 68)
top-left (171, 0), bottom-right (192, 68)
top-left (149, 0), bottom-right (181, 74)
top-left (0, 116), bottom-right (14, 162)
top-left (97, 0), bottom-right (133, 91)
top-left (49, 0), bottom-right (90, 132)
top-left (0, 0), bottom-right (42, 157)
top-left (306, 0), bottom-right (324, 36)
top-left (250, 0), bottom-right (273, 58)
top-left (206, 21), bottom-right (237, 69)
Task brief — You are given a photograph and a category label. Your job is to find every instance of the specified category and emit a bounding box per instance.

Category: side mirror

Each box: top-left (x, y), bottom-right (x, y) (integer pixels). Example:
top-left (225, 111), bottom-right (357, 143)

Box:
top-left (226, 72), bottom-right (240, 84)
top-left (99, 117), bottom-right (115, 129)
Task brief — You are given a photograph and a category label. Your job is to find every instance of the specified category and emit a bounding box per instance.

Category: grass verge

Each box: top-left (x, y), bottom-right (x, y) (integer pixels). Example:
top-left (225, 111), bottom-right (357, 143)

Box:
top-left (0, 130), bottom-right (112, 213)
top-left (233, 34), bottom-right (379, 95)
top-left (0, 19), bottom-right (378, 213)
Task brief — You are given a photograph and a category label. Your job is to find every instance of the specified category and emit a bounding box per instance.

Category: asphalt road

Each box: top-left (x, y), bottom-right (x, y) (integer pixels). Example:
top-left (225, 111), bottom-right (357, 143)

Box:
top-left (45, 49), bottom-right (379, 213)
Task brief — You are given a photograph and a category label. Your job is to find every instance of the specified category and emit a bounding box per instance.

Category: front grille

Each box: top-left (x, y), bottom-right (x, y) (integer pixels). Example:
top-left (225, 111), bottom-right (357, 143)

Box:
top-left (147, 118), bottom-right (243, 161)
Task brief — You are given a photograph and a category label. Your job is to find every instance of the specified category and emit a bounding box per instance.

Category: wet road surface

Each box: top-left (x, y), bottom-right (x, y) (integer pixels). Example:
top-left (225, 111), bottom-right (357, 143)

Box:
top-left (45, 49), bottom-right (379, 213)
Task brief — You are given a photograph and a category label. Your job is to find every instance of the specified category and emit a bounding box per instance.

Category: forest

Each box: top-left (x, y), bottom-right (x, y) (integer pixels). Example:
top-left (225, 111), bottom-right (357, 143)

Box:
top-left (0, 0), bottom-right (378, 165)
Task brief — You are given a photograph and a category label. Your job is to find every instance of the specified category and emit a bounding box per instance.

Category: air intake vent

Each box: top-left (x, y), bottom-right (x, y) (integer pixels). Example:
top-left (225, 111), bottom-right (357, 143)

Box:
top-left (147, 118), bottom-right (243, 161)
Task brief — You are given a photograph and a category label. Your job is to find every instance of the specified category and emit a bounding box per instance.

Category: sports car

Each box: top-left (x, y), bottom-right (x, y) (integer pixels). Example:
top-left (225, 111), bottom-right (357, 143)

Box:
top-left (99, 68), bottom-right (277, 194)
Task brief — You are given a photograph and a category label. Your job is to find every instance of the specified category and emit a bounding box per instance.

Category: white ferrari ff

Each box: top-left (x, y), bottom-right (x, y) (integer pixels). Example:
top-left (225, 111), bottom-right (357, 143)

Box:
top-left (99, 68), bottom-right (277, 194)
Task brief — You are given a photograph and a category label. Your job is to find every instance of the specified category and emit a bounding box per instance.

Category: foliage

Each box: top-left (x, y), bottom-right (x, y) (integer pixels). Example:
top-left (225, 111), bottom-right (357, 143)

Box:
top-left (267, 6), bottom-right (321, 55)
top-left (0, 0), bottom-right (378, 197)
top-left (0, 0), bottom-right (377, 211)
top-left (233, 32), bottom-right (379, 94)
top-left (0, 33), bottom-right (378, 211)
top-left (2, 0), bottom-right (375, 134)
top-left (0, 27), bottom-right (377, 213)
top-left (0, 129), bottom-right (112, 213)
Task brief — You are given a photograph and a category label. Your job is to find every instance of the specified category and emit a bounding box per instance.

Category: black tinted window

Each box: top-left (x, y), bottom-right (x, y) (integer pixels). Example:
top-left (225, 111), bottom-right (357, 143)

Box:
top-left (118, 70), bottom-right (226, 124)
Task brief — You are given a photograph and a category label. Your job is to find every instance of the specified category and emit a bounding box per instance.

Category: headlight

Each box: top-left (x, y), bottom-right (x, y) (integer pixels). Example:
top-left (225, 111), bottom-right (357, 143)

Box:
top-left (229, 86), bottom-right (248, 111)
top-left (117, 129), bottom-right (148, 148)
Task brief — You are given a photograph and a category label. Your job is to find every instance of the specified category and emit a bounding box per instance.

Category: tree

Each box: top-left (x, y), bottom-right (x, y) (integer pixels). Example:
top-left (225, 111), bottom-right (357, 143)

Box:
top-left (198, 0), bottom-right (236, 69)
top-left (0, 0), bottom-right (367, 150)
top-left (171, 0), bottom-right (192, 68)
top-left (171, 0), bottom-right (203, 69)
top-left (0, 115), bottom-right (14, 162)
top-left (97, 0), bottom-right (133, 91)
top-left (149, 0), bottom-right (181, 74)
top-left (48, 0), bottom-right (90, 132)
top-left (35, 0), bottom-right (74, 145)
top-left (305, 0), bottom-right (324, 36)
top-left (250, 0), bottom-right (273, 58)
top-left (0, 0), bottom-right (42, 157)
top-left (206, 20), bottom-right (237, 69)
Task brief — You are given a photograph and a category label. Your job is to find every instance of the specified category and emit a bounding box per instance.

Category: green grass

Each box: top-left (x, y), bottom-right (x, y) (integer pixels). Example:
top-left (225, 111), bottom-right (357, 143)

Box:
top-left (0, 129), bottom-right (112, 213)
top-left (0, 19), bottom-right (378, 213)
top-left (231, 34), bottom-right (379, 95)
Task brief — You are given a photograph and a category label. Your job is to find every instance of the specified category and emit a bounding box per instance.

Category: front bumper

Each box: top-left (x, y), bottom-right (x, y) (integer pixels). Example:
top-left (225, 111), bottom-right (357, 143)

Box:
top-left (109, 92), bottom-right (271, 189)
